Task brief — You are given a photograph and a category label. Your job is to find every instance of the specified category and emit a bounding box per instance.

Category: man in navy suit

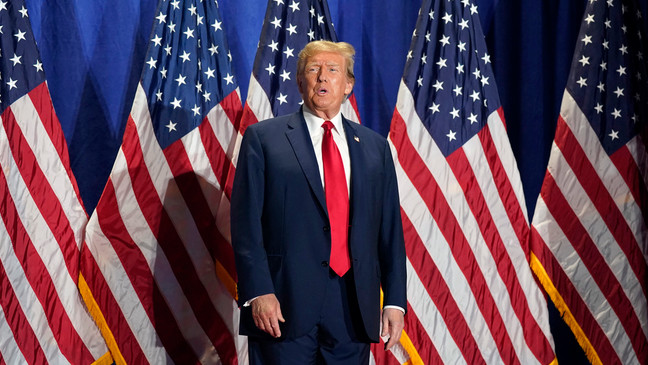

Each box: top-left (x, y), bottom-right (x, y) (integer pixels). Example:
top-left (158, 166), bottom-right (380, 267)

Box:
top-left (231, 40), bottom-right (406, 364)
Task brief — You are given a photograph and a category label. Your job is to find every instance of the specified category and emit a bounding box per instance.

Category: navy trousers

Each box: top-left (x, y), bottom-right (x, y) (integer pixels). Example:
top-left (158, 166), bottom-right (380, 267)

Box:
top-left (248, 270), bottom-right (371, 364)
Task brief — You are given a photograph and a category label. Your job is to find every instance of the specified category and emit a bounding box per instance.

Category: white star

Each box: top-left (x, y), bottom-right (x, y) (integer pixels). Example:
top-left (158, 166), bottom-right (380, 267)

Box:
top-left (619, 45), bottom-right (628, 55)
top-left (205, 68), bottom-right (215, 79)
top-left (613, 87), bottom-right (624, 98)
top-left (447, 130), bottom-right (457, 141)
top-left (224, 73), bottom-right (234, 85)
top-left (450, 107), bottom-right (460, 119)
top-left (310, 6), bottom-right (315, 17)
top-left (602, 40), bottom-right (609, 49)
top-left (307, 29), bottom-right (315, 40)
top-left (192, 105), bottom-right (201, 116)
top-left (459, 18), bottom-right (469, 30)
top-left (453, 85), bottom-right (462, 96)
top-left (429, 10), bottom-right (434, 19)
top-left (146, 57), bottom-right (156, 69)
top-left (440, 35), bottom-right (451, 46)
top-left (14, 29), bottom-right (26, 42)
top-left (594, 103), bottom-right (603, 113)
top-left (481, 53), bottom-right (491, 64)
top-left (160, 67), bottom-right (167, 78)
top-left (280, 69), bottom-right (291, 81)
top-left (611, 108), bottom-right (621, 119)
top-left (156, 90), bottom-right (163, 101)
top-left (597, 82), bottom-right (605, 92)
top-left (196, 81), bottom-right (202, 92)
top-left (7, 78), bottom-right (17, 90)
top-left (175, 74), bottom-right (186, 86)
top-left (473, 68), bottom-right (481, 79)
top-left (171, 98), bottom-right (182, 109)
top-left (458, 41), bottom-right (467, 52)
top-left (228, 52), bottom-right (232, 62)
top-left (34, 59), bottom-right (43, 72)
top-left (470, 4), bottom-right (478, 14)
top-left (0, 1), bottom-right (6, 11)
top-left (317, 14), bottom-right (324, 25)
top-left (616, 66), bottom-right (626, 76)
top-left (184, 27), bottom-right (194, 39)
top-left (581, 34), bottom-right (592, 45)
top-left (171, 0), bottom-right (180, 10)
top-left (268, 40), bottom-right (279, 52)
top-left (168, 22), bottom-right (176, 33)
top-left (209, 44), bottom-right (219, 55)
top-left (442, 12), bottom-right (453, 24)
top-left (429, 102), bottom-right (440, 114)
top-left (576, 77), bottom-right (587, 87)
top-left (468, 113), bottom-right (478, 124)
top-left (289, 1), bottom-right (300, 12)
top-left (18, 5), bottom-right (27, 17)
top-left (150, 34), bottom-right (163, 48)
top-left (166, 121), bottom-right (177, 132)
top-left (605, 19), bottom-right (611, 28)
top-left (274, 0), bottom-right (285, 5)
top-left (212, 20), bottom-right (222, 31)
top-left (271, 17), bottom-right (282, 28)
top-left (578, 55), bottom-right (590, 66)
top-left (480, 76), bottom-right (489, 86)
top-left (188, 4), bottom-right (197, 16)
top-left (470, 90), bottom-right (480, 102)
top-left (585, 14), bottom-right (595, 24)
top-left (407, 50), bottom-right (413, 59)
top-left (203, 91), bottom-right (211, 101)
top-left (286, 24), bottom-right (297, 35)
top-left (600, 61), bottom-right (607, 70)
top-left (417, 76), bottom-right (423, 87)
top-left (265, 63), bottom-right (276, 75)
top-left (456, 63), bottom-right (464, 74)
top-left (461, 0), bottom-right (470, 6)
top-left (284, 46), bottom-right (295, 58)
top-left (421, 54), bottom-right (427, 64)
top-left (433, 80), bottom-right (444, 91)
top-left (156, 11), bottom-right (166, 24)
top-left (609, 130), bottom-right (619, 140)
top-left (10, 53), bottom-right (21, 66)
top-left (425, 32), bottom-right (431, 42)
top-left (436, 58), bottom-right (447, 69)
top-left (197, 15), bottom-right (204, 26)
top-left (277, 93), bottom-right (288, 104)
top-left (607, 0), bottom-right (613, 6)
top-left (180, 51), bottom-right (191, 63)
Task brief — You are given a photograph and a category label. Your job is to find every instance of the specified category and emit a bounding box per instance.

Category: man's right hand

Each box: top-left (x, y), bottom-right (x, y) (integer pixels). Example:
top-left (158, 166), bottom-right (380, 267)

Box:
top-left (251, 293), bottom-right (285, 338)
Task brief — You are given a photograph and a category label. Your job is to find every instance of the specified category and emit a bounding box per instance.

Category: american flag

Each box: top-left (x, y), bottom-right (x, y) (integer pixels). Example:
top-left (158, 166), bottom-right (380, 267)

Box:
top-left (238, 1), bottom-right (423, 363)
top-left (79, 0), bottom-right (246, 363)
top-left (388, 0), bottom-right (557, 363)
top-left (240, 0), bottom-right (359, 135)
top-left (0, 0), bottom-right (109, 363)
top-left (530, 0), bottom-right (648, 363)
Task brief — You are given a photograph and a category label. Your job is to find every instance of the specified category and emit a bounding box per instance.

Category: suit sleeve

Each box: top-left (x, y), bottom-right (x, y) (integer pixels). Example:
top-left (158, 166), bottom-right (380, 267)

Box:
top-left (379, 140), bottom-right (407, 311)
top-left (230, 126), bottom-right (274, 305)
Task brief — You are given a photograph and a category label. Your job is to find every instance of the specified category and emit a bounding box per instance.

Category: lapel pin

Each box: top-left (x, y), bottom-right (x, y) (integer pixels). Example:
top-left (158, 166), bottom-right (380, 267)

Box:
top-left (354, 136), bottom-right (360, 142)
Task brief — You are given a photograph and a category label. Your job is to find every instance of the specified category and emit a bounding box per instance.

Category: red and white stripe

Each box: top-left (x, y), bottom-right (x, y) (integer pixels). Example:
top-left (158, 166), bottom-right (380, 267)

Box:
top-left (81, 83), bottom-right (247, 364)
top-left (389, 80), bottom-right (556, 364)
top-left (0, 83), bottom-right (109, 364)
top-left (531, 91), bottom-right (648, 365)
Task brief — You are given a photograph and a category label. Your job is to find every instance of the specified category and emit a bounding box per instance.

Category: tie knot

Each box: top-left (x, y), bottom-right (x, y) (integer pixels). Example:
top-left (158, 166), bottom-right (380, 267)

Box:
top-left (322, 120), bottom-right (334, 132)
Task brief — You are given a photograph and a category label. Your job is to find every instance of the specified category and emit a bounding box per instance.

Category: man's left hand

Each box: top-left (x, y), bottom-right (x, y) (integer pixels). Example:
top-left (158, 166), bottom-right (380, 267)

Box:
top-left (381, 307), bottom-right (404, 350)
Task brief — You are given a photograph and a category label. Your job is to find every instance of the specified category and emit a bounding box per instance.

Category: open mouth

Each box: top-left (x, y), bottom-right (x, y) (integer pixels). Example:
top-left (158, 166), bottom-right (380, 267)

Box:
top-left (317, 88), bottom-right (328, 95)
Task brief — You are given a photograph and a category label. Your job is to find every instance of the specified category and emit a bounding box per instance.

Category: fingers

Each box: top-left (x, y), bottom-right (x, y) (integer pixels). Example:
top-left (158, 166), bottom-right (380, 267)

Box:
top-left (251, 293), bottom-right (283, 338)
top-left (382, 308), bottom-right (405, 351)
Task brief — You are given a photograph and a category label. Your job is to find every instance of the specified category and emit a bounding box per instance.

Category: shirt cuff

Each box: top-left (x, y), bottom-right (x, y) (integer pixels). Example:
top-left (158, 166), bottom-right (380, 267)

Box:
top-left (243, 296), bottom-right (259, 307)
top-left (383, 305), bottom-right (405, 313)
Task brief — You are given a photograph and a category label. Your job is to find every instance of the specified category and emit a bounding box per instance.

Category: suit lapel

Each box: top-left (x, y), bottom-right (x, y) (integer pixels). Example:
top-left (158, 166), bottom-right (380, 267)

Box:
top-left (286, 112), bottom-right (328, 214)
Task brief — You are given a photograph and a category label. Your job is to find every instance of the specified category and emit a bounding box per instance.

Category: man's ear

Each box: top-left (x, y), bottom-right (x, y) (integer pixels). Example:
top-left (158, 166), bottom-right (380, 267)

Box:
top-left (297, 76), bottom-right (304, 94)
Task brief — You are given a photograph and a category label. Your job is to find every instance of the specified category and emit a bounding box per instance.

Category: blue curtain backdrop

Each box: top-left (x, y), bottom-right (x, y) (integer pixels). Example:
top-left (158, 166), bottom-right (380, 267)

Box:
top-left (24, 0), bottom-right (648, 363)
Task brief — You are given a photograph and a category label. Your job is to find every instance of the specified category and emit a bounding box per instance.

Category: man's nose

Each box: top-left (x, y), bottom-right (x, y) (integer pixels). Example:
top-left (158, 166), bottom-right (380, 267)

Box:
top-left (317, 70), bottom-right (328, 82)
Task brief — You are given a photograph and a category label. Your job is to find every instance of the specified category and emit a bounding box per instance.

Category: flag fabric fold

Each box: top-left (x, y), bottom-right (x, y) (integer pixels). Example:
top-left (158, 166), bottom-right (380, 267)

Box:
top-left (530, 0), bottom-right (648, 363)
top-left (80, 0), bottom-right (246, 363)
top-left (388, 0), bottom-right (557, 363)
top-left (0, 1), bottom-right (110, 363)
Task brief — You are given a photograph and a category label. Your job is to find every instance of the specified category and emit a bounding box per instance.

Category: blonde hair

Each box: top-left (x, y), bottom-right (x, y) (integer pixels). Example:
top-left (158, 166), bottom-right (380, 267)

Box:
top-left (297, 40), bottom-right (355, 83)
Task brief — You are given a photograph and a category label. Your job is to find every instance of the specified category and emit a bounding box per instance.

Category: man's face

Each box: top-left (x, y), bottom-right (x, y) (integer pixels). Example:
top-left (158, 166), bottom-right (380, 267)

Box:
top-left (297, 51), bottom-right (354, 120)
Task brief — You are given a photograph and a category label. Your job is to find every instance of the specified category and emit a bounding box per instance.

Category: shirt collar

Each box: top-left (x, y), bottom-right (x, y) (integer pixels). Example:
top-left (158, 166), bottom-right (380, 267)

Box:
top-left (302, 105), bottom-right (344, 137)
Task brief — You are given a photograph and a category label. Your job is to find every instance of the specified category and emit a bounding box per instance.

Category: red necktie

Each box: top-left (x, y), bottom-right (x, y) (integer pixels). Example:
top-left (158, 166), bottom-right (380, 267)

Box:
top-left (321, 121), bottom-right (350, 277)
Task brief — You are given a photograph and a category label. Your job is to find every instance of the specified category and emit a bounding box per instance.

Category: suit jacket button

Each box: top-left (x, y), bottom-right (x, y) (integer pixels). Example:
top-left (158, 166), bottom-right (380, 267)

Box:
top-left (321, 261), bottom-right (329, 267)
top-left (323, 226), bottom-right (330, 232)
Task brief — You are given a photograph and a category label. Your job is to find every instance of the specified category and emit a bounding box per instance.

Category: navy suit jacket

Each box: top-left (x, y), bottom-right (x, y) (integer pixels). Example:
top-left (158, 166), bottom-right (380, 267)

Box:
top-left (230, 110), bottom-right (406, 342)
